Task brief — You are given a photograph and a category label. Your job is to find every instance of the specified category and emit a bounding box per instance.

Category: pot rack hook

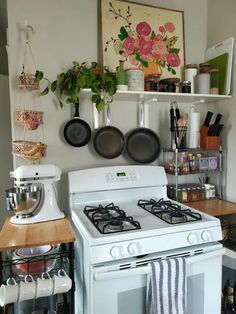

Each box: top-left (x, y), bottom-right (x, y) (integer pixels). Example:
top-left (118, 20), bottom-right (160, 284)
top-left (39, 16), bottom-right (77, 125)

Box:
top-left (24, 20), bottom-right (34, 45)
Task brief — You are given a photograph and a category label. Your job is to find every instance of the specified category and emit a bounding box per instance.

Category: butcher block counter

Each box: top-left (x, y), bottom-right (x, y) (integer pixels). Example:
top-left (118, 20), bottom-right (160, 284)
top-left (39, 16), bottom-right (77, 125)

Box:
top-left (187, 199), bottom-right (236, 217)
top-left (0, 217), bottom-right (75, 251)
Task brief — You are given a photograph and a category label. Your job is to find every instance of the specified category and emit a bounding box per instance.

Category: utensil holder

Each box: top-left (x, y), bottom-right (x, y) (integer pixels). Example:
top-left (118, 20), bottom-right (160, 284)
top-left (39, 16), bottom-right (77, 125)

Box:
top-left (171, 126), bottom-right (187, 149)
top-left (200, 125), bottom-right (221, 149)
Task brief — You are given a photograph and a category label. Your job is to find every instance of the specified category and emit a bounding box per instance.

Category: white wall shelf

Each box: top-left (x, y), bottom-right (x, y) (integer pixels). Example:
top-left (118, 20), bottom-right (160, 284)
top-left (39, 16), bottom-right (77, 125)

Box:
top-left (81, 89), bottom-right (232, 104)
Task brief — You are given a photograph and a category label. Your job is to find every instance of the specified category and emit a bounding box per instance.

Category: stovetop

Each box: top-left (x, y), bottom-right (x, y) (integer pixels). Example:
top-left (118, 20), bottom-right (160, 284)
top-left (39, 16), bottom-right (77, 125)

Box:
top-left (69, 165), bottom-right (222, 246)
top-left (83, 198), bottom-right (202, 234)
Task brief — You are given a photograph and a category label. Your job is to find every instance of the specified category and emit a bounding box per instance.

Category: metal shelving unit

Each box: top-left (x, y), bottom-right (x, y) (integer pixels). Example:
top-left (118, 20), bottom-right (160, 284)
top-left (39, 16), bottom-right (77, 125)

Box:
top-left (163, 147), bottom-right (223, 201)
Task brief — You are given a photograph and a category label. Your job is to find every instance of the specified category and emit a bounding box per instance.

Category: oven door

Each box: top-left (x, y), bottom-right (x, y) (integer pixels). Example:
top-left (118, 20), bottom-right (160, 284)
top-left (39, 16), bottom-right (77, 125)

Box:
top-left (91, 246), bottom-right (224, 314)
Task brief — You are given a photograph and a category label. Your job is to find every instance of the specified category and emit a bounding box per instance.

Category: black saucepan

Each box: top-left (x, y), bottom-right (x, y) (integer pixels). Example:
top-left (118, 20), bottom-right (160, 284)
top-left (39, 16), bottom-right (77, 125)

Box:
top-left (63, 102), bottom-right (91, 147)
top-left (93, 104), bottom-right (125, 159)
top-left (126, 102), bottom-right (161, 163)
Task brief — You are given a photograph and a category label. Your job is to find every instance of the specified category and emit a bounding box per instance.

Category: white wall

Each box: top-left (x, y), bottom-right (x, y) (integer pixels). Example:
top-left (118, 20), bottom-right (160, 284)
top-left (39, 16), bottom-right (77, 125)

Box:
top-left (207, 0), bottom-right (236, 202)
top-left (6, 0), bottom-right (209, 210)
top-left (0, 75), bottom-right (13, 226)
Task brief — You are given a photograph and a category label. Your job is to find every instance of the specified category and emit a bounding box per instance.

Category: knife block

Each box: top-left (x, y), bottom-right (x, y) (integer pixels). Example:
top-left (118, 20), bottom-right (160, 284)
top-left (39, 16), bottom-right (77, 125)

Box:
top-left (200, 125), bottom-right (221, 149)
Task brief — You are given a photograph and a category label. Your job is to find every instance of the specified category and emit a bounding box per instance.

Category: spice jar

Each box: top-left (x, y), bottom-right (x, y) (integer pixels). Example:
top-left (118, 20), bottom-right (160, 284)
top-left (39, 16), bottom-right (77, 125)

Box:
top-left (159, 78), bottom-right (180, 93)
top-left (180, 81), bottom-right (191, 93)
top-left (144, 74), bottom-right (160, 91)
top-left (209, 68), bottom-right (219, 95)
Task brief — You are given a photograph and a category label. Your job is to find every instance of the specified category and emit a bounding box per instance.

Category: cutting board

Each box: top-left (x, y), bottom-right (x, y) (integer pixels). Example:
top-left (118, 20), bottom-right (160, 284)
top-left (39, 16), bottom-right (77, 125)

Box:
top-left (205, 37), bottom-right (234, 95)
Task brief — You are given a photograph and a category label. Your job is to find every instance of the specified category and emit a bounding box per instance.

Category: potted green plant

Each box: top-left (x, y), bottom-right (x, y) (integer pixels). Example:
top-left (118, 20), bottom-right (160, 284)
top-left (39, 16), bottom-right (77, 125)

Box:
top-left (35, 61), bottom-right (117, 112)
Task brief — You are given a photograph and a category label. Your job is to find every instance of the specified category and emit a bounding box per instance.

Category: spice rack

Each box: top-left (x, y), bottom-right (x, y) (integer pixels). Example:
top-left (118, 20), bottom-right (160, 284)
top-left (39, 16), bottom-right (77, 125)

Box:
top-left (163, 147), bottom-right (223, 203)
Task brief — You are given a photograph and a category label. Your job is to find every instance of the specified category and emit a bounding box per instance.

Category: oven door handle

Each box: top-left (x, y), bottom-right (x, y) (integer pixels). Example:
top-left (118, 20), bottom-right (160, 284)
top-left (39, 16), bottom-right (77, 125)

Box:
top-left (93, 248), bottom-right (225, 281)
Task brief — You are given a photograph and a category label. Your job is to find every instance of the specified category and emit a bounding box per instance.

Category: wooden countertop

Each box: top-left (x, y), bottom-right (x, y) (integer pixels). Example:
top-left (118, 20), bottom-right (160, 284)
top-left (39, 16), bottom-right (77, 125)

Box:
top-left (187, 199), bottom-right (236, 217)
top-left (0, 217), bottom-right (75, 251)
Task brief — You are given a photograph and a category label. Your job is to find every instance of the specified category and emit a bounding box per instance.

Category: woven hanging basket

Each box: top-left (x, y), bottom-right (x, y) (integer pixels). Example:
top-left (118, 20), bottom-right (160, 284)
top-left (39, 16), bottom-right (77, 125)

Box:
top-left (16, 109), bottom-right (44, 130)
top-left (12, 141), bottom-right (47, 161)
top-left (17, 72), bottom-right (39, 91)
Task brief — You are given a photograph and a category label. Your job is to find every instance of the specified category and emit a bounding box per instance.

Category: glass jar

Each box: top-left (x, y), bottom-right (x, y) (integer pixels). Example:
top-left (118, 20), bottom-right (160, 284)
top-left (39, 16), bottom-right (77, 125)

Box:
top-left (144, 74), bottom-right (160, 91)
top-left (180, 81), bottom-right (191, 93)
top-left (182, 188), bottom-right (188, 203)
top-left (209, 68), bottom-right (219, 95)
top-left (187, 187), bottom-right (192, 202)
top-left (191, 187), bottom-right (198, 201)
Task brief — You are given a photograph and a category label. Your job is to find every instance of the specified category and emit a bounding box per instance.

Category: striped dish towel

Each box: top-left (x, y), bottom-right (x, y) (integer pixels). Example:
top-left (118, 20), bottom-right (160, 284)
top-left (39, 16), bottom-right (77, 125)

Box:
top-left (146, 257), bottom-right (187, 314)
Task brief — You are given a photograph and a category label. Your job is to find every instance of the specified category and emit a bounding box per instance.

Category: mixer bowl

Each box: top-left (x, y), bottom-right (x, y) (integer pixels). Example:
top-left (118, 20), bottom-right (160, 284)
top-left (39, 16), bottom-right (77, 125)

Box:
top-left (6, 185), bottom-right (42, 217)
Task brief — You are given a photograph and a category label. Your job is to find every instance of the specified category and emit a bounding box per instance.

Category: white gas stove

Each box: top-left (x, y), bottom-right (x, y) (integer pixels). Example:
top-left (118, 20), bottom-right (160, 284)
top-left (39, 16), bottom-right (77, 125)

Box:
top-left (68, 165), bottom-right (224, 314)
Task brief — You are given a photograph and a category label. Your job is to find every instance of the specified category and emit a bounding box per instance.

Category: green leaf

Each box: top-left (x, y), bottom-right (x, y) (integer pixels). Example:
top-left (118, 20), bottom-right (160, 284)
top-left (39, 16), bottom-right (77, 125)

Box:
top-left (118, 26), bottom-right (128, 41)
top-left (171, 68), bottom-right (176, 75)
top-left (91, 94), bottom-right (101, 104)
top-left (35, 70), bottom-right (43, 83)
top-left (51, 81), bottom-right (57, 92)
top-left (39, 86), bottom-right (49, 96)
top-left (96, 99), bottom-right (106, 112)
top-left (77, 74), bottom-right (87, 88)
top-left (170, 48), bottom-right (180, 54)
top-left (151, 31), bottom-right (156, 40)
top-left (135, 55), bottom-right (148, 67)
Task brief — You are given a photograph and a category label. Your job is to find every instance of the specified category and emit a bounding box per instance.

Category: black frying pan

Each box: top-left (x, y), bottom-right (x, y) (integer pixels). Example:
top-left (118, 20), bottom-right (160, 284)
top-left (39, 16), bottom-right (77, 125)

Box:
top-left (93, 104), bottom-right (125, 159)
top-left (126, 102), bottom-right (161, 163)
top-left (63, 102), bottom-right (91, 147)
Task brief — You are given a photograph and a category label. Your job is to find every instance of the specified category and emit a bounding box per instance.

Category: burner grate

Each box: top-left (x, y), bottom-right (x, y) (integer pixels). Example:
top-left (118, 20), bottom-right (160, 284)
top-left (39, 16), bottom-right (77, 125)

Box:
top-left (84, 203), bottom-right (141, 234)
top-left (138, 198), bottom-right (202, 224)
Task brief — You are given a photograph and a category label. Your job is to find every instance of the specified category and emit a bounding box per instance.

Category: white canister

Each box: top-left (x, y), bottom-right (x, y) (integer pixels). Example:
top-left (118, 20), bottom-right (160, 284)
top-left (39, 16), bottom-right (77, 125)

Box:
top-left (185, 64), bottom-right (198, 94)
top-left (126, 69), bottom-right (144, 91)
top-left (195, 73), bottom-right (210, 94)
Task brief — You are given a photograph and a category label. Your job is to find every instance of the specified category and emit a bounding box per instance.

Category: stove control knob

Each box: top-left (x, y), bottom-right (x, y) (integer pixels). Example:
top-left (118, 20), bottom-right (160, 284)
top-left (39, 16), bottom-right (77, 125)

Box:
top-left (110, 246), bottom-right (122, 259)
top-left (127, 242), bottom-right (138, 255)
top-left (201, 230), bottom-right (211, 242)
top-left (187, 233), bottom-right (198, 245)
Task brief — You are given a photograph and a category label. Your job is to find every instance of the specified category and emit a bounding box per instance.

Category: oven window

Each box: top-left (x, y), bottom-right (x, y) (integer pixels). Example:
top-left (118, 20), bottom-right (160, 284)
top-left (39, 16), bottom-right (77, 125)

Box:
top-left (187, 274), bottom-right (204, 314)
top-left (118, 287), bottom-right (146, 314)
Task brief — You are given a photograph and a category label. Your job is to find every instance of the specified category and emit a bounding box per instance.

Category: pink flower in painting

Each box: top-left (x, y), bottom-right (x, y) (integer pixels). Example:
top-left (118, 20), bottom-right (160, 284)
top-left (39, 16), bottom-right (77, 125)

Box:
top-left (137, 38), bottom-right (153, 56)
top-left (166, 53), bottom-right (180, 67)
top-left (155, 34), bottom-right (163, 41)
top-left (153, 40), bottom-right (168, 59)
top-left (123, 37), bottom-right (136, 52)
top-left (159, 26), bottom-right (165, 33)
top-left (164, 22), bottom-right (175, 33)
top-left (129, 54), bottom-right (139, 66)
top-left (136, 22), bottom-right (152, 36)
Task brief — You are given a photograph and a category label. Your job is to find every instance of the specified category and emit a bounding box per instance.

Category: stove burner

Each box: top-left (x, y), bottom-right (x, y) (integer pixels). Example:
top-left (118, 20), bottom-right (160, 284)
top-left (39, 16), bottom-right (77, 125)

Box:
top-left (84, 203), bottom-right (141, 234)
top-left (138, 198), bottom-right (202, 224)
top-left (105, 219), bottom-right (124, 232)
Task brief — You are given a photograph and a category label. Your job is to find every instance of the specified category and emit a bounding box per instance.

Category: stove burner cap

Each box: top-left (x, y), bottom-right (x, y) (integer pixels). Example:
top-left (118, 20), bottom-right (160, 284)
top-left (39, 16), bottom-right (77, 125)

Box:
top-left (93, 208), bottom-right (111, 220)
top-left (106, 219), bottom-right (123, 232)
top-left (167, 212), bottom-right (186, 223)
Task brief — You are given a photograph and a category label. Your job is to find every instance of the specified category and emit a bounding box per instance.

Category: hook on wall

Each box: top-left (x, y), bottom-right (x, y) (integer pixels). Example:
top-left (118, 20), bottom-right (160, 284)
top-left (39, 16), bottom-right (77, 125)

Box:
top-left (24, 20), bottom-right (34, 44)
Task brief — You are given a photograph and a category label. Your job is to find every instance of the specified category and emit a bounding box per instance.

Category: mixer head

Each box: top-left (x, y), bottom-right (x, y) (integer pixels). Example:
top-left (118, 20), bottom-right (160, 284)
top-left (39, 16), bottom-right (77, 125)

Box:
top-left (10, 164), bottom-right (61, 186)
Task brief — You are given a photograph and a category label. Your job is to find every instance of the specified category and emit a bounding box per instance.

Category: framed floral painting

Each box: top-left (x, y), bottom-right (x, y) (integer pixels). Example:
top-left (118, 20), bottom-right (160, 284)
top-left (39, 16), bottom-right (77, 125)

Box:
top-left (99, 0), bottom-right (185, 80)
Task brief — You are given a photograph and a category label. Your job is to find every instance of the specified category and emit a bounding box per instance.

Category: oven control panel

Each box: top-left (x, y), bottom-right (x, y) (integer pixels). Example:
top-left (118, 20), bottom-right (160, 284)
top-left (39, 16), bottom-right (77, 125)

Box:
top-left (105, 170), bottom-right (137, 183)
top-left (89, 226), bottom-right (222, 264)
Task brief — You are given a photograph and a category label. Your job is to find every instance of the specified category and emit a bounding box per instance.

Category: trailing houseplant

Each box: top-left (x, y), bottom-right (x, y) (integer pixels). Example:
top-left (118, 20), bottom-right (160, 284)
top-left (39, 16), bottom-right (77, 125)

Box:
top-left (35, 61), bottom-right (117, 112)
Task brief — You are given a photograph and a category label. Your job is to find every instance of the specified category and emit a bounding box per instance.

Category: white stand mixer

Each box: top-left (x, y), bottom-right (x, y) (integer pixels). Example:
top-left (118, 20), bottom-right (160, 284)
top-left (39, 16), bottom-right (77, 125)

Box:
top-left (7, 164), bottom-right (65, 224)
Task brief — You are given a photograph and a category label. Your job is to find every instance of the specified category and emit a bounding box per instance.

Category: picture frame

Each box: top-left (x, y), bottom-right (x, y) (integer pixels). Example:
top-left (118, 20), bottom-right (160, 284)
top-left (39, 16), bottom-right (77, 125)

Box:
top-left (99, 0), bottom-right (185, 81)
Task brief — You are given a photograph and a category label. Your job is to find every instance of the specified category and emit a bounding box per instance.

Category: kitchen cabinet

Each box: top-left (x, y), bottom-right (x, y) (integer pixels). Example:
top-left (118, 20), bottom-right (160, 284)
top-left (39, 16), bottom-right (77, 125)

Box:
top-left (0, 217), bottom-right (75, 314)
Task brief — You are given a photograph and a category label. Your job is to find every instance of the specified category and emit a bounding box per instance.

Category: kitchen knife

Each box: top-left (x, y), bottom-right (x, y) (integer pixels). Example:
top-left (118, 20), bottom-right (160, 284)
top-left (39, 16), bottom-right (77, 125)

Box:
top-left (203, 111), bottom-right (213, 126)
top-left (213, 113), bottom-right (222, 125)
top-left (216, 124), bottom-right (224, 136)
top-left (170, 102), bottom-right (175, 132)
top-left (175, 103), bottom-right (181, 121)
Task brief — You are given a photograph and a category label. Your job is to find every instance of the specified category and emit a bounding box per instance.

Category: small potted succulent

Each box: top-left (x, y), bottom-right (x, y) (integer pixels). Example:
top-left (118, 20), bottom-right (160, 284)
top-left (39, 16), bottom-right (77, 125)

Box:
top-left (35, 61), bottom-right (117, 112)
